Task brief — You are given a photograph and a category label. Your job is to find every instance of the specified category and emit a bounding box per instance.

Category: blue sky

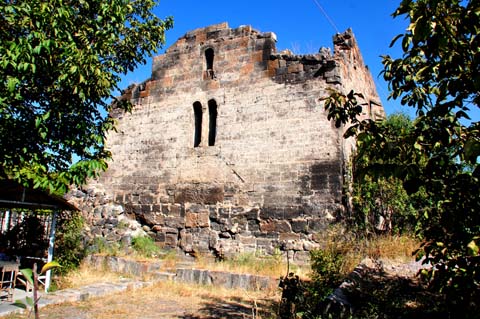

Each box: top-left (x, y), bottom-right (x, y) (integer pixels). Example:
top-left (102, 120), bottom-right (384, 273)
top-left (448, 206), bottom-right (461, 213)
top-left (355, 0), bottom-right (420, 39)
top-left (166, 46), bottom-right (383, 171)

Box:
top-left (118, 1), bottom-right (413, 117)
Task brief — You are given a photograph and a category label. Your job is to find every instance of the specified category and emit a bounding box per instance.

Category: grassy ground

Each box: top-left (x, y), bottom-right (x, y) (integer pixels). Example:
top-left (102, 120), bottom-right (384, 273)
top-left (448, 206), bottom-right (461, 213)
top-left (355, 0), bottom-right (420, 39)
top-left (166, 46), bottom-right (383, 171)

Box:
top-left (3, 280), bottom-right (279, 319)
top-left (1, 233), bottom-right (424, 319)
top-left (54, 264), bottom-right (134, 290)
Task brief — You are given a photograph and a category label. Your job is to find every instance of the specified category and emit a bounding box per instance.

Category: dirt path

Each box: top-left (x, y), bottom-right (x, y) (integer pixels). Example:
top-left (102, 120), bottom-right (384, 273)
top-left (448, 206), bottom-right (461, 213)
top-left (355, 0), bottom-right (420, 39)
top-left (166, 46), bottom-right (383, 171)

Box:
top-left (6, 281), bottom-right (277, 319)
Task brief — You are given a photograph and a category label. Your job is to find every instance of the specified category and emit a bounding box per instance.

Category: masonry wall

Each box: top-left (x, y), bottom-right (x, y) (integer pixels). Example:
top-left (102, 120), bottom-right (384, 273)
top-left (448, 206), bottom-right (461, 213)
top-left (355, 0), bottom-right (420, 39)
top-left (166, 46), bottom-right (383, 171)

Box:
top-left (75, 23), bottom-right (383, 261)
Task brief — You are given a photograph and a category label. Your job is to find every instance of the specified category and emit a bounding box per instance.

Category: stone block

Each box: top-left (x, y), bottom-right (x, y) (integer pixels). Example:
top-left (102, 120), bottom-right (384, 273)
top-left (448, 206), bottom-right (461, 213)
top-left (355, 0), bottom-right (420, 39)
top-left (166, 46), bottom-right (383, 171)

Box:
top-left (276, 67), bottom-right (287, 76)
top-left (219, 231), bottom-right (231, 239)
top-left (291, 218), bottom-right (308, 233)
top-left (155, 232), bottom-right (166, 242)
top-left (240, 63), bottom-right (254, 75)
top-left (247, 220), bottom-right (260, 232)
top-left (185, 211), bottom-right (210, 228)
top-left (279, 232), bottom-right (300, 242)
top-left (238, 234), bottom-right (256, 245)
top-left (308, 218), bottom-right (328, 232)
top-left (232, 216), bottom-right (248, 232)
top-left (208, 206), bottom-right (218, 220)
top-left (161, 205), bottom-right (169, 214)
top-left (151, 225), bottom-right (162, 232)
top-left (231, 206), bottom-right (244, 215)
top-left (165, 233), bottom-right (178, 247)
top-left (114, 193), bottom-right (124, 203)
top-left (284, 206), bottom-right (303, 220)
top-left (170, 204), bottom-right (185, 217)
top-left (283, 240), bottom-right (303, 251)
top-left (259, 207), bottom-right (284, 220)
top-left (287, 63), bottom-right (304, 73)
top-left (259, 220), bottom-right (291, 233)
top-left (293, 251), bottom-right (311, 263)
top-left (175, 184), bottom-right (224, 204)
top-left (164, 216), bottom-right (185, 229)
top-left (141, 211), bottom-right (164, 226)
top-left (245, 208), bottom-right (259, 220)
top-left (179, 230), bottom-right (193, 252)
top-left (268, 59), bottom-right (279, 70)
top-left (303, 240), bottom-right (319, 251)
top-left (210, 221), bottom-right (222, 231)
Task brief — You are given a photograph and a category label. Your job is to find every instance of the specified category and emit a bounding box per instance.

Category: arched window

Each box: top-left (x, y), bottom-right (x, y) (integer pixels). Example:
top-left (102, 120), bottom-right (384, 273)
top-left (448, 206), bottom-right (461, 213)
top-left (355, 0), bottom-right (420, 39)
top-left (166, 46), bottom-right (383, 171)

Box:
top-left (193, 101), bottom-right (203, 147)
top-left (205, 48), bottom-right (215, 79)
top-left (208, 99), bottom-right (217, 146)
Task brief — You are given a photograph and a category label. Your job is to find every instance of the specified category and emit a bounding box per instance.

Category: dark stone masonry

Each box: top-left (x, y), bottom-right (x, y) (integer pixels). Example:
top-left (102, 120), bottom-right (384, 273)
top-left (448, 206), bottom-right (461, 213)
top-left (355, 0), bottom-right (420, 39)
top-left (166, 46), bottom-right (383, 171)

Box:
top-left (68, 23), bottom-right (384, 262)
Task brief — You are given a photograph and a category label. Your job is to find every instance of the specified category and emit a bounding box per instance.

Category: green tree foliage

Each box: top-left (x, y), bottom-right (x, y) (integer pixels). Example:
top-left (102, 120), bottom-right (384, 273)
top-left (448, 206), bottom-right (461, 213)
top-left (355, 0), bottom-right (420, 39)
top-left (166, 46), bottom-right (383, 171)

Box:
top-left (325, 0), bottom-right (479, 315)
top-left (351, 113), bottom-right (427, 235)
top-left (279, 246), bottom-right (347, 319)
top-left (55, 211), bottom-right (86, 275)
top-left (0, 0), bottom-right (173, 193)
top-left (383, 0), bottom-right (480, 314)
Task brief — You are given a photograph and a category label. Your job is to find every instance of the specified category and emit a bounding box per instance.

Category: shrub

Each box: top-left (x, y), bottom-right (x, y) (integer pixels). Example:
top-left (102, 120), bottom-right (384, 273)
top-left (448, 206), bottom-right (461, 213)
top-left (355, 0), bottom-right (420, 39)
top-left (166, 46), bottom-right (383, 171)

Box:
top-left (279, 244), bottom-right (349, 319)
top-left (55, 211), bottom-right (87, 275)
top-left (131, 235), bottom-right (160, 258)
top-left (87, 237), bottom-right (122, 256)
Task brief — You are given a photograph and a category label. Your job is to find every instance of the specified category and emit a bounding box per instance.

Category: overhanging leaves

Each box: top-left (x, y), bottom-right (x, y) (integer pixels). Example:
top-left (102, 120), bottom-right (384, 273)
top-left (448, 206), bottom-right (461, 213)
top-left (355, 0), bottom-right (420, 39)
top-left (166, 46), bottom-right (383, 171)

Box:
top-left (0, 0), bottom-right (173, 193)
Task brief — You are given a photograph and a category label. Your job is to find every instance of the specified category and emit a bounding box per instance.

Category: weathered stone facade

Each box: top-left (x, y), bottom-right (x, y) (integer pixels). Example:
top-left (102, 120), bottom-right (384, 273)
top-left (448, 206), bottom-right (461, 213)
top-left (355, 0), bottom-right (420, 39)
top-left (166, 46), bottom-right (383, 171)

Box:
top-left (73, 23), bottom-right (384, 261)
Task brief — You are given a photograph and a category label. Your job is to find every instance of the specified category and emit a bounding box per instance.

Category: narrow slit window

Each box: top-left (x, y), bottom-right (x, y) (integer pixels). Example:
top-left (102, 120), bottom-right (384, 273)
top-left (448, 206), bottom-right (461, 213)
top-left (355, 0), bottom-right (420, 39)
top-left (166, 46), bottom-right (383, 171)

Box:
top-left (193, 101), bottom-right (203, 147)
top-left (205, 48), bottom-right (215, 79)
top-left (208, 99), bottom-right (217, 146)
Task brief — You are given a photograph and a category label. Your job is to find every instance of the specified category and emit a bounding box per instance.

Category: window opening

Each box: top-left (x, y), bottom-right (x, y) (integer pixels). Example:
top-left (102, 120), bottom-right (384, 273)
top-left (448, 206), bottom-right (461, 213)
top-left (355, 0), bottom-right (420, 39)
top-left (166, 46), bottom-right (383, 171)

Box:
top-left (193, 101), bottom-right (203, 147)
top-left (208, 99), bottom-right (217, 146)
top-left (205, 48), bottom-right (215, 79)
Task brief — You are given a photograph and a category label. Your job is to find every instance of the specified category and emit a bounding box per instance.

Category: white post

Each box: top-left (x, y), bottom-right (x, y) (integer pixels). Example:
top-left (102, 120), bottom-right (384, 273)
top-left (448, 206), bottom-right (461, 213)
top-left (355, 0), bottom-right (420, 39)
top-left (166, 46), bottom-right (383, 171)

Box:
top-left (45, 211), bottom-right (57, 292)
top-left (1, 210), bottom-right (9, 233)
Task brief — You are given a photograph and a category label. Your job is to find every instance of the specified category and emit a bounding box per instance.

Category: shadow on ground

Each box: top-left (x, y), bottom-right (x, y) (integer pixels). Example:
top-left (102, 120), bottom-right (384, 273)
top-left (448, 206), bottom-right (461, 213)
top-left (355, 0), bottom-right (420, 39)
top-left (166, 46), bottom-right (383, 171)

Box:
top-left (344, 266), bottom-right (448, 319)
top-left (181, 295), bottom-right (277, 319)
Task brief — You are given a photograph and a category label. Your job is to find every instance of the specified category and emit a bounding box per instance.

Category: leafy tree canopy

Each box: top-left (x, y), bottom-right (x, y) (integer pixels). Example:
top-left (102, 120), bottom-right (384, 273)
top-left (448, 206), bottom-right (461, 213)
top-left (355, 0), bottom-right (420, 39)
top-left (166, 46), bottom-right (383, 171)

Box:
top-left (349, 113), bottom-right (427, 236)
top-left (325, 0), bottom-right (479, 314)
top-left (0, 0), bottom-right (173, 194)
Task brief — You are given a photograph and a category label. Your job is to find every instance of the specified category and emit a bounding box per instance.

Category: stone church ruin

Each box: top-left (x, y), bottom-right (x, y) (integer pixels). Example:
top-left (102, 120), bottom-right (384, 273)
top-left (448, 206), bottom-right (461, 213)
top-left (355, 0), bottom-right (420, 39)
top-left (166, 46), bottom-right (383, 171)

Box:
top-left (70, 23), bottom-right (384, 262)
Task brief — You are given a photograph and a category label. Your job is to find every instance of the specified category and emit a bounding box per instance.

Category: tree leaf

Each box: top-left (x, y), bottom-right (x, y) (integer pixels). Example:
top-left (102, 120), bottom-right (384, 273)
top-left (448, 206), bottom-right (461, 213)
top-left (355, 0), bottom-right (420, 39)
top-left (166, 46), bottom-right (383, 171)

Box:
top-left (467, 239), bottom-right (479, 256)
top-left (12, 302), bottom-right (27, 309)
top-left (20, 268), bottom-right (34, 286)
top-left (40, 261), bottom-right (61, 274)
top-left (25, 296), bottom-right (34, 306)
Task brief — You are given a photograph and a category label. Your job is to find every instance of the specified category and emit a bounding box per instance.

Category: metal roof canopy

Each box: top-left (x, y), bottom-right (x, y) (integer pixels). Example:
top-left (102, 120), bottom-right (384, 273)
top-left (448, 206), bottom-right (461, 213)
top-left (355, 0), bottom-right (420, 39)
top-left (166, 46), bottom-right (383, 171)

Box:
top-left (0, 179), bottom-right (78, 292)
top-left (0, 179), bottom-right (77, 211)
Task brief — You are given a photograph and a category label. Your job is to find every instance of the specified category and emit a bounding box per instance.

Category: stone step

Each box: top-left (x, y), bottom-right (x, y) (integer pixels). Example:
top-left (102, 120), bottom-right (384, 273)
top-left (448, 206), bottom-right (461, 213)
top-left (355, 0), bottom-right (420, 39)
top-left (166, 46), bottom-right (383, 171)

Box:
top-left (85, 255), bottom-right (278, 291)
top-left (150, 271), bottom-right (176, 280)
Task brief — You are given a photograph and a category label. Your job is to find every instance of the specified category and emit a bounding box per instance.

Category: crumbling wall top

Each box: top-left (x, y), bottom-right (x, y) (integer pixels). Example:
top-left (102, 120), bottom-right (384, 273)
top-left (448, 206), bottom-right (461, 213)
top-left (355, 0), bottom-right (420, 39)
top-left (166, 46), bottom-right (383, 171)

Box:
top-left (164, 22), bottom-right (277, 55)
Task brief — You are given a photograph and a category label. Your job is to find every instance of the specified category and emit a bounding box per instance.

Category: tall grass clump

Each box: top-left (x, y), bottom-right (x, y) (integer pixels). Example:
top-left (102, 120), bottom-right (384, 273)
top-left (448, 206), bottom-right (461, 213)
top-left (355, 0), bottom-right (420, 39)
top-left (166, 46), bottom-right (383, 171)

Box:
top-left (132, 235), bottom-right (160, 258)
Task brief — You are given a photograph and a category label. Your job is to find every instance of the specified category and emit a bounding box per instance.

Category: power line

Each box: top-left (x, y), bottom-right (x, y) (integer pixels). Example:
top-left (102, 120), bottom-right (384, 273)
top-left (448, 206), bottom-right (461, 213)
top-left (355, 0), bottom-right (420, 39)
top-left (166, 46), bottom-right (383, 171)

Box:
top-left (311, 0), bottom-right (340, 33)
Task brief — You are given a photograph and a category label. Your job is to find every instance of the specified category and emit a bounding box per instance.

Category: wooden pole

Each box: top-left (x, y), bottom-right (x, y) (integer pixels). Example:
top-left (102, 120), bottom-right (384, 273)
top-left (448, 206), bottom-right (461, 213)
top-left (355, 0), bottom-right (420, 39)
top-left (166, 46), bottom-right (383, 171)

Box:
top-left (32, 263), bottom-right (39, 319)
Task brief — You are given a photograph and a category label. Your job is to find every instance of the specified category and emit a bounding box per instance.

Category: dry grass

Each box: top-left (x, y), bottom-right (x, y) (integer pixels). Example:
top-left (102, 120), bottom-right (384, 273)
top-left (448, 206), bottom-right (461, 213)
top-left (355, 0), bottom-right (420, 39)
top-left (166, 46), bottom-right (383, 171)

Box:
top-left (83, 233), bottom-right (419, 282)
top-left (313, 231), bottom-right (420, 276)
top-left (0, 233), bottom-right (420, 319)
top-left (193, 251), bottom-right (307, 279)
top-left (365, 234), bottom-right (420, 262)
top-left (2, 280), bottom-right (279, 319)
top-left (54, 263), bottom-right (132, 290)
top-left (190, 234), bottom-right (419, 280)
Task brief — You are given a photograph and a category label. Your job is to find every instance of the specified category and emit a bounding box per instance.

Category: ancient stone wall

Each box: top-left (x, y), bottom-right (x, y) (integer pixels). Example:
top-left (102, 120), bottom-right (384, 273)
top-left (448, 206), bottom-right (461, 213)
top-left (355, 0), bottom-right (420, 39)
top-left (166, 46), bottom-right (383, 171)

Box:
top-left (73, 23), bottom-right (384, 261)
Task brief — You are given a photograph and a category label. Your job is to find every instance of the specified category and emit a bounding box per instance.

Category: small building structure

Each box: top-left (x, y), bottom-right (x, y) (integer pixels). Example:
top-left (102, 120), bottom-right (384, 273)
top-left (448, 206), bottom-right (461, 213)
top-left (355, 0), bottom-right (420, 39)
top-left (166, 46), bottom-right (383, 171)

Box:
top-left (0, 179), bottom-right (77, 292)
